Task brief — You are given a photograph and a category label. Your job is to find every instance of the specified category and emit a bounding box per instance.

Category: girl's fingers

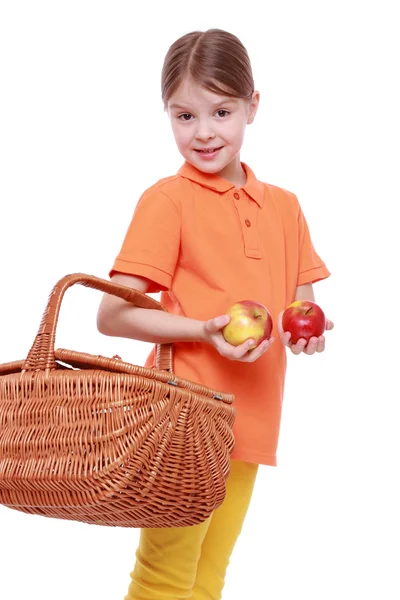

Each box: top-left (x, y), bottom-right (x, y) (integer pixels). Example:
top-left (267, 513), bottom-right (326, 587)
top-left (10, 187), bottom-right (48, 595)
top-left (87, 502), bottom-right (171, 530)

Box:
top-left (301, 335), bottom-right (326, 355)
top-left (236, 338), bottom-right (258, 358)
top-left (217, 337), bottom-right (256, 360)
top-left (241, 337), bottom-right (275, 362)
top-left (325, 319), bottom-right (334, 330)
top-left (316, 335), bottom-right (326, 352)
top-left (212, 314), bottom-right (231, 332)
top-left (217, 336), bottom-right (252, 359)
top-left (281, 331), bottom-right (292, 347)
top-left (304, 336), bottom-right (319, 355)
top-left (290, 338), bottom-right (307, 355)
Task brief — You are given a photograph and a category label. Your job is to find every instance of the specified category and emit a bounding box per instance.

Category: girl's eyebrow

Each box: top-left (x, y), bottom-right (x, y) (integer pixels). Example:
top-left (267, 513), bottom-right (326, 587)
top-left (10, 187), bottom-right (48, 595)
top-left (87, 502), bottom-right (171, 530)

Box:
top-left (211, 97), bottom-right (237, 106)
top-left (169, 98), bottom-right (237, 110)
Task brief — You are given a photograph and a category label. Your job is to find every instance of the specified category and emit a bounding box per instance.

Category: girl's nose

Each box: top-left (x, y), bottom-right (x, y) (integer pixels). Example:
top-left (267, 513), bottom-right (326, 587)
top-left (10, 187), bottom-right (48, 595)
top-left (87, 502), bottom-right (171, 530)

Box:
top-left (195, 120), bottom-right (216, 141)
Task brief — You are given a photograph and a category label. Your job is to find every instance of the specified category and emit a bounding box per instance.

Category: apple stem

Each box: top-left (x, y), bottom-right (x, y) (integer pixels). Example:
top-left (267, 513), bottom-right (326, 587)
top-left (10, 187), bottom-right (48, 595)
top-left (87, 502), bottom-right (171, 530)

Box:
top-left (305, 308), bottom-right (313, 315)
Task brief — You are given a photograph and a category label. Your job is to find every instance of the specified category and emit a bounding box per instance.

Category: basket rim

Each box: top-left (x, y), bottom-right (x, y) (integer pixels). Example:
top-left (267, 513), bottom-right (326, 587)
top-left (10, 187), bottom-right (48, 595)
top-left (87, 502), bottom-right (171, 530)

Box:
top-left (0, 348), bottom-right (235, 404)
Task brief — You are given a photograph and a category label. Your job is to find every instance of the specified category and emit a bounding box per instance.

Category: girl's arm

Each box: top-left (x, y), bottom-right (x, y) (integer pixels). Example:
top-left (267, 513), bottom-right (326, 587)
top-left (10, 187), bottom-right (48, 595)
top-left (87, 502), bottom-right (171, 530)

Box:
top-left (97, 273), bottom-right (205, 344)
top-left (294, 282), bottom-right (315, 302)
top-left (97, 273), bottom-right (274, 363)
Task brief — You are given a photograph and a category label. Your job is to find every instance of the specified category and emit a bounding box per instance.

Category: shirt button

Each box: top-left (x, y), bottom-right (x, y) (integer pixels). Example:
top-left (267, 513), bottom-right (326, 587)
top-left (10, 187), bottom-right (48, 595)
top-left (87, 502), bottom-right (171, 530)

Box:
top-left (245, 219), bottom-right (251, 227)
top-left (233, 192), bottom-right (240, 200)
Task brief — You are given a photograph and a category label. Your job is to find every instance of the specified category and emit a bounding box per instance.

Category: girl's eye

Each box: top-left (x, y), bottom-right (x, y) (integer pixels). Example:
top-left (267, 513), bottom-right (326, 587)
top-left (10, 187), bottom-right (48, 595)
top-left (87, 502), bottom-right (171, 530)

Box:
top-left (178, 113), bottom-right (193, 121)
top-left (216, 110), bottom-right (230, 117)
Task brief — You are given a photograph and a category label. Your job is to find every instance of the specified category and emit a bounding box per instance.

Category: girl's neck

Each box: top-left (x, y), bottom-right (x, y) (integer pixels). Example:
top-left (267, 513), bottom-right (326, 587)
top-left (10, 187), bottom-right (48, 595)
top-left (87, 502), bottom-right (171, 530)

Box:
top-left (215, 156), bottom-right (247, 188)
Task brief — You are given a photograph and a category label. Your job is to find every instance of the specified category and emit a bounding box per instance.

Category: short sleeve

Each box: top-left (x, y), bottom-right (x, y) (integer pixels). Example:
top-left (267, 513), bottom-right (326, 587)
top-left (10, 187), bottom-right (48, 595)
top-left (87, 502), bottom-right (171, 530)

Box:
top-left (297, 203), bottom-right (331, 286)
top-left (109, 188), bottom-right (181, 293)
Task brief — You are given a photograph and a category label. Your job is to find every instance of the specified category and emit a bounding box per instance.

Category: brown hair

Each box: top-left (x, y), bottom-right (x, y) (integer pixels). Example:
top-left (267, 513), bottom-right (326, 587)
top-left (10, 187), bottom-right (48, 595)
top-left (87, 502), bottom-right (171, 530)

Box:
top-left (161, 29), bottom-right (255, 109)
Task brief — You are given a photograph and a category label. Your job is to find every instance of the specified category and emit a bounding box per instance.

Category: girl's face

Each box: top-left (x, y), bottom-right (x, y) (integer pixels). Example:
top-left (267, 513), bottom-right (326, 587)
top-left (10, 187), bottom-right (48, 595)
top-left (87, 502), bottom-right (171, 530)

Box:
top-left (167, 78), bottom-right (259, 185)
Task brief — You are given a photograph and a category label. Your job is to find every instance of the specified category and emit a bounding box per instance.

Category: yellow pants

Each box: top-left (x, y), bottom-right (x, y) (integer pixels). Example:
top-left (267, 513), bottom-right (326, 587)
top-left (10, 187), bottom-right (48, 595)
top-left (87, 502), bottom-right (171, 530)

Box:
top-left (125, 460), bottom-right (259, 600)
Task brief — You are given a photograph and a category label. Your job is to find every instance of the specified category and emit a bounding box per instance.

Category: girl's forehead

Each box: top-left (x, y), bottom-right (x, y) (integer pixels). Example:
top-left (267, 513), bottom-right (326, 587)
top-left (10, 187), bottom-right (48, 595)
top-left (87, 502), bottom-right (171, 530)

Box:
top-left (168, 80), bottom-right (236, 108)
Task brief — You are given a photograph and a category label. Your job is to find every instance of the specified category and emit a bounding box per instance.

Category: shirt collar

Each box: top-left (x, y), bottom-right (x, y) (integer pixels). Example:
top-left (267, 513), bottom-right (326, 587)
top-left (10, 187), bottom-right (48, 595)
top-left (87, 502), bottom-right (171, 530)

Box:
top-left (177, 161), bottom-right (264, 208)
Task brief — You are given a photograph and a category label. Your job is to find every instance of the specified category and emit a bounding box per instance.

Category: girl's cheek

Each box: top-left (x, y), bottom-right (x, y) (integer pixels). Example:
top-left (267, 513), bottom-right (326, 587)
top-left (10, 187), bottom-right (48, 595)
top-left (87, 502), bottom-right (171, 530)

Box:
top-left (179, 132), bottom-right (193, 146)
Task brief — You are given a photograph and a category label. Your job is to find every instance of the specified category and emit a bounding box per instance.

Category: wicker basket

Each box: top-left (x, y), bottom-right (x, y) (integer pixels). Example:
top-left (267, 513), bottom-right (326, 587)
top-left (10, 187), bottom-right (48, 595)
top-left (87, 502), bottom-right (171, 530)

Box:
top-left (0, 274), bottom-right (235, 528)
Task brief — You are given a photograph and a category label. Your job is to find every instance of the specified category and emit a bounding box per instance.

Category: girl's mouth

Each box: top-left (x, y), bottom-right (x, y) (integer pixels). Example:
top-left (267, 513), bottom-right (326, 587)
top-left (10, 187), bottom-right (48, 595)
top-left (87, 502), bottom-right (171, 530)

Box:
top-left (195, 146), bottom-right (223, 159)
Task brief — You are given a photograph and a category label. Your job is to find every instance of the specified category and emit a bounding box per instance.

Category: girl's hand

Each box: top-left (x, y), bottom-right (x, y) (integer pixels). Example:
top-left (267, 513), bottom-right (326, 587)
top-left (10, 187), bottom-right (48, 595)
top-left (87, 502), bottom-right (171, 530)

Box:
top-left (201, 315), bottom-right (275, 363)
top-left (278, 311), bottom-right (334, 356)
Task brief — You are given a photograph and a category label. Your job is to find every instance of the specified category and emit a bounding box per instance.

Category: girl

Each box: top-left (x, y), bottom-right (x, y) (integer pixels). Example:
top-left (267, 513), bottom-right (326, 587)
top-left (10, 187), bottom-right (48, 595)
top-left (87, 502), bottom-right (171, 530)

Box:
top-left (97, 28), bottom-right (333, 600)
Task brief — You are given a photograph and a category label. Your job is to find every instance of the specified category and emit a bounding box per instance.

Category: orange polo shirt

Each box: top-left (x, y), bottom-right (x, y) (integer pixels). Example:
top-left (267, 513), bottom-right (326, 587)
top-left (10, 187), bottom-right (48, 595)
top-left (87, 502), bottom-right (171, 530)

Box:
top-left (110, 161), bottom-right (330, 466)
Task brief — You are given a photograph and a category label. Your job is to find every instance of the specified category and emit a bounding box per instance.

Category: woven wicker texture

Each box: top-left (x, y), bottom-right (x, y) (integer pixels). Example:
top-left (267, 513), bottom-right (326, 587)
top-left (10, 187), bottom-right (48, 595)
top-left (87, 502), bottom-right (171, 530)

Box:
top-left (0, 274), bottom-right (235, 527)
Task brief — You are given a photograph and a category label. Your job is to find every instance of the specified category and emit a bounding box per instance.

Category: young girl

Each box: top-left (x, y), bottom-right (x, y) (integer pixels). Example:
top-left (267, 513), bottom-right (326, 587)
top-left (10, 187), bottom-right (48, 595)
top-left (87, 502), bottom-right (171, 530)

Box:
top-left (97, 28), bottom-right (333, 600)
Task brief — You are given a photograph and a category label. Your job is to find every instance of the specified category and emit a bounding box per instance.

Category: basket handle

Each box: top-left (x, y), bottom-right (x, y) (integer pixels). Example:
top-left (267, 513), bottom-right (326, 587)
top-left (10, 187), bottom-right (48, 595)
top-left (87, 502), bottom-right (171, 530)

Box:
top-left (22, 273), bottom-right (174, 373)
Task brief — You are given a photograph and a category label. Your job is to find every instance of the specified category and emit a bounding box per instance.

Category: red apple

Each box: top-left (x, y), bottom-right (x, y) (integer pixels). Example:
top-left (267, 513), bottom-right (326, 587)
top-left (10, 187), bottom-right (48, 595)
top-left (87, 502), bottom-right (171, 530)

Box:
top-left (282, 300), bottom-right (325, 344)
top-left (222, 301), bottom-right (273, 349)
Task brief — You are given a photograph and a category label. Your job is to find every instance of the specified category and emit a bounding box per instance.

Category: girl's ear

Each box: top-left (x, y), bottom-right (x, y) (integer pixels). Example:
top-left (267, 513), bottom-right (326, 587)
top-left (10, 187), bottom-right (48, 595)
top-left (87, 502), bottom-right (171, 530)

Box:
top-left (247, 90), bottom-right (260, 125)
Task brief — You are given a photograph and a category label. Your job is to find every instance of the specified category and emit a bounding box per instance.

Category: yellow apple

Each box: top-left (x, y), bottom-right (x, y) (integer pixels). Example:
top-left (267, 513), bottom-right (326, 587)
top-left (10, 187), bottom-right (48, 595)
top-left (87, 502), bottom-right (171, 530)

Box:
top-left (222, 301), bottom-right (273, 349)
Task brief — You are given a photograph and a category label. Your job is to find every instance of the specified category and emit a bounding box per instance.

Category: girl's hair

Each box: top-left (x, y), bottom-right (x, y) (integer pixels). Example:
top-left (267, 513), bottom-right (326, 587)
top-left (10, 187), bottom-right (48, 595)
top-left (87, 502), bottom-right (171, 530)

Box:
top-left (161, 29), bottom-right (254, 108)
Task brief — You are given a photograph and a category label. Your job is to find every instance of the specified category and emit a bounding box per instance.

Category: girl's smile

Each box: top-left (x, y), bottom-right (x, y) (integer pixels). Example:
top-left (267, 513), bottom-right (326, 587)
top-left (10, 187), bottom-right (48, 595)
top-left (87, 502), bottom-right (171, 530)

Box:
top-left (195, 146), bottom-right (224, 159)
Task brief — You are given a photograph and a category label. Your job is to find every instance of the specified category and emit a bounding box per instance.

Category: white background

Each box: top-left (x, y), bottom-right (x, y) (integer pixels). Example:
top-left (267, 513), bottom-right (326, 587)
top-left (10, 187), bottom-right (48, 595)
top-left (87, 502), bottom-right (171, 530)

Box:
top-left (0, 1), bottom-right (399, 599)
